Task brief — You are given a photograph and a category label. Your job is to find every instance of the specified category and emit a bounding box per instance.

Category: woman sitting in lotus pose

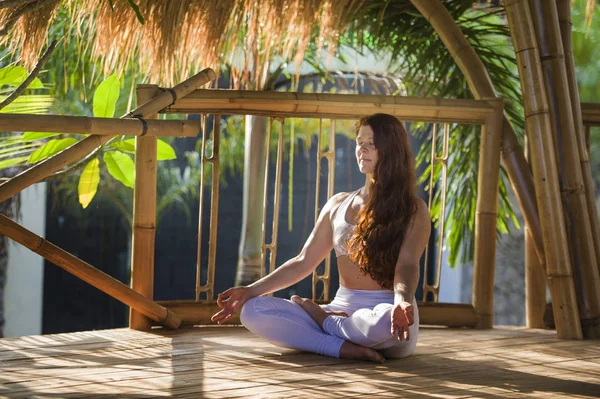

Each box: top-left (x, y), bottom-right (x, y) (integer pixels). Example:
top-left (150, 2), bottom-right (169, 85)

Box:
top-left (212, 113), bottom-right (431, 363)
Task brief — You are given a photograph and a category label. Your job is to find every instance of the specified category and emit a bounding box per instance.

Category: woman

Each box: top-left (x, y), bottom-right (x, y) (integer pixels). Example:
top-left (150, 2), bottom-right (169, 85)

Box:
top-left (212, 113), bottom-right (431, 363)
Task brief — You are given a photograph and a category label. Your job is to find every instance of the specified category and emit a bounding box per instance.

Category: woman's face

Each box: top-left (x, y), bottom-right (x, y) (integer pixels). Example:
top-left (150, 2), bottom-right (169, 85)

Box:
top-left (355, 124), bottom-right (378, 174)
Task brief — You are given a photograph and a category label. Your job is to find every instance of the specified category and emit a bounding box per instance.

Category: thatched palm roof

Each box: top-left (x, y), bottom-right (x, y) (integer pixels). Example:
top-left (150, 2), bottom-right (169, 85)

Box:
top-left (2, 0), bottom-right (365, 87)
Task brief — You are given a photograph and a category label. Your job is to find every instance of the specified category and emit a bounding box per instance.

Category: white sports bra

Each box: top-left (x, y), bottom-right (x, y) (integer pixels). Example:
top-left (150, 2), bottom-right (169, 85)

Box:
top-left (332, 190), bottom-right (360, 257)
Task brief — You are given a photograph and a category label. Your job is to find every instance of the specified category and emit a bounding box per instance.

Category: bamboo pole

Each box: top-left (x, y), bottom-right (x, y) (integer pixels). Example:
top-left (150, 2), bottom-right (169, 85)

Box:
top-left (167, 90), bottom-right (499, 123)
top-left (526, 229), bottom-right (547, 328)
top-left (504, 0), bottom-right (582, 339)
top-left (407, 0), bottom-right (544, 265)
top-left (0, 67), bottom-right (216, 203)
top-left (312, 120), bottom-right (336, 302)
top-left (0, 114), bottom-right (199, 137)
top-left (129, 85), bottom-right (159, 331)
top-left (260, 118), bottom-right (285, 283)
top-left (531, 0), bottom-right (600, 338)
top-left (525, 138), bottom-right (547, 328)
top-left (0, 213), bottom-right (180, 329)
top-left (557, 0), bottom-right (600, 283)
top-left (156, 300), bottom-right (479, 328)
top-left (195, 115), bottom-right (221, 302)
top-left (472, 101), bottom-right (503, 329)
top-left (581, 103), bottom-right (600, 126)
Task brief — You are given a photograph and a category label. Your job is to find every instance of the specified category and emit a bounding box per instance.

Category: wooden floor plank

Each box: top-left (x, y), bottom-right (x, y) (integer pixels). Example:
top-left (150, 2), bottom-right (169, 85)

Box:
top-left (0, 326), bottom-right (598, 398)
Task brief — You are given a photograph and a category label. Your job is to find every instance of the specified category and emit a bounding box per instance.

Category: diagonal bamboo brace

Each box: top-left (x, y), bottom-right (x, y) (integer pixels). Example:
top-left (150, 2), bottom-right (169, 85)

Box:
top-left (0, 213), bottom-right (181, 329)
top-left (0, 67), bottom-right (216, 203)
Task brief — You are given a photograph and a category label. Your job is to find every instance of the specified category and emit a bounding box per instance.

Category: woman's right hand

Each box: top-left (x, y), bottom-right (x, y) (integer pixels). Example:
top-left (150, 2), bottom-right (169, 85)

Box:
top-left (211, 286), bottom-right (254, 325)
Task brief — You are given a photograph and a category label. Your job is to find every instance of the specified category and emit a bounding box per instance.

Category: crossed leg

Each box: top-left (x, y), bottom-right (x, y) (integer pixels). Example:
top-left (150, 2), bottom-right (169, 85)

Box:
top-left (240, 296), bottom-right (384, 363)
top-left (291, 295), bottom-right (385, 363)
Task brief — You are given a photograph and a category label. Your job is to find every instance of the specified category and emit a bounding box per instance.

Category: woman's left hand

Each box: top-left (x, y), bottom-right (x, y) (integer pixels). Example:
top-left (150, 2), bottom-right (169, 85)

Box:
top-left (391, 301), bottom-right (414, 341)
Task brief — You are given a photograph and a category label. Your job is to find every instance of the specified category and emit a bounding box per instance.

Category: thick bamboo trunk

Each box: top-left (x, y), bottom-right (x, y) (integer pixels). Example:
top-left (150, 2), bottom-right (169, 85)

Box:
top-left (236, 115), bottom-right (268, 285)
top-left (472, 102), bottom-right (503, 328)
top-left (526, 228), bottom-right (547, 328)
top-left (557, 0), bottom-right (600, 282)
top-left (525, 139), bottom-right (547, 328)
top-left (0, 68), bottom-right (216, 204)
top-left (407, 0), bottom-right (544, 265)
top-left (129, 85), bottom-right (159, 331)
top-left (531, 0), bottom-right (600, 338)
top-left (0, 213), bottom-right (180, 329)
top-left (505, 0), bottom-right (582, 339)
top-left (0, 114), bottom-right (199, 137)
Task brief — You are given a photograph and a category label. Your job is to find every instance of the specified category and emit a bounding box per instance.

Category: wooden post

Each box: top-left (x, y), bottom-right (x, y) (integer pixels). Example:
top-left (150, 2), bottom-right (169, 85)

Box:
top-left (0, 213), bottom-right (180, 329)
top-left (531, 0), bottom-right (600, 338)
top-left (472, 101), bottom-right (503, 329)
top-left (505, 0), bottom-right (582, 339)
top-left (557, 0), bottom-right (600, 286)
top-left (407, 0), bottom-right (545, 265)
top-left (129, 85), bottom-right (159, 331)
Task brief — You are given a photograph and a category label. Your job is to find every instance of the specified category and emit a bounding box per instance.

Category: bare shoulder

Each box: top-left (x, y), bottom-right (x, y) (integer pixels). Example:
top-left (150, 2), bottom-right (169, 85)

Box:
top-left (323, 191), bottom-right (354, 218)
top-left (411, 197), bottom-right (431, 231)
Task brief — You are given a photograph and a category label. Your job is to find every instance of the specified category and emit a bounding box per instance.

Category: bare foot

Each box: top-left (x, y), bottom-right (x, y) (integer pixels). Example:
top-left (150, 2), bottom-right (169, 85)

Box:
top-left (291, 295), bottom-right (347, 328)
top-left (339, 341), bottom-right (385, 363)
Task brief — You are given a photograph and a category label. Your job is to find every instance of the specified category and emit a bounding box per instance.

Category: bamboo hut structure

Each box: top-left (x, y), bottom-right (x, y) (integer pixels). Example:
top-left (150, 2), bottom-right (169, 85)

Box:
top-left (0, 0), bottom-right (598, 364)
top-left (0, 1), bottom-right (599, 397)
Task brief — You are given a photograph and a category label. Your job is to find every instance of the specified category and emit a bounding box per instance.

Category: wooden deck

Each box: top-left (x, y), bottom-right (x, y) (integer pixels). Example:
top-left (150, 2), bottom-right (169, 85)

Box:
top-left (1, 326), bottom-right (598, 398)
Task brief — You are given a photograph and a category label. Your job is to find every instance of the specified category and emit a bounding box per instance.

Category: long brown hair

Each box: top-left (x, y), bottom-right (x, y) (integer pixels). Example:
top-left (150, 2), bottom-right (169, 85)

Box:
top-left (347, 114), bottom-right (417, 289)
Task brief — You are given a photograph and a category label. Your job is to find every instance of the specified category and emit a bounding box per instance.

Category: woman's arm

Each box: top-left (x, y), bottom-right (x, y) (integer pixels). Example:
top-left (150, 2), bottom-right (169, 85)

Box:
top-left (212, 192), bottom-right (348, 324)
top-left (390, 198), bottom-right (431, 340)
top-left (393, 198), bottom-right (431, 303)
top-left (246, 192), bottom-right (345, 297)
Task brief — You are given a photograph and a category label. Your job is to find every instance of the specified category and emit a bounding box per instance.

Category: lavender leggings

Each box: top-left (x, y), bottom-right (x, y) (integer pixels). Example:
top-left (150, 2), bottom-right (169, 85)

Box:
top-left (239, 285), bottom-right (419, 359)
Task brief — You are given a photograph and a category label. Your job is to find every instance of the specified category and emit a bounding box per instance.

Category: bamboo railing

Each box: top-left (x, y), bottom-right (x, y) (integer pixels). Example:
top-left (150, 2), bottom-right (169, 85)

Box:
top-left (313, 119), bottom-right (336, 302)
top-left (0, 68), bottom-right (217, 330)
top-left (153, 89), bottom-right (504, 329)
top-left (422, 123), bottom-right (449, 302)
top-left (195, 115), bottom-right (221, 302)
top-left (261, 118), bottom-right (285, 282)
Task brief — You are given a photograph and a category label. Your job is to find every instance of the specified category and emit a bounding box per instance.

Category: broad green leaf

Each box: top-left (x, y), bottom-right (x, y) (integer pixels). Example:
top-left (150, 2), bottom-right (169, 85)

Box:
top-left (22, 132), bottom-right (62, 142)
top-left (0, 156), bottom-right (29, 168)
top-left (78, 158), bottom-right (100, 209)
top-left (0, 66), bottom-right (43, 89)
top-left (110, 140), bottom-right (136, 154)
top-left (0, 94), bottom-right (53, 114)
top-left (111, 139), bottom-right (177, 160)
top-left (157, 139), bottom-right (176, 160)
top-left (28, 138), bottom-right (78, 164)
top-left (104, 151), bottom-right (134, 187)
top-left (93, 74), bottom-right (121, 118)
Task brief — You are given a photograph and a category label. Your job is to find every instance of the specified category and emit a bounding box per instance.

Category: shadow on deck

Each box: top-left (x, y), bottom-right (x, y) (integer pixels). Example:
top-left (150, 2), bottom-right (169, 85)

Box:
top-left (0, 326), bottom-right (598, 398)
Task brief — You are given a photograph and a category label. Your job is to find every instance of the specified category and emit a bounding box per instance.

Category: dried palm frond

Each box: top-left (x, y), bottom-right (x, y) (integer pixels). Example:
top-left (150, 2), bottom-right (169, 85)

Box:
top-left (2, 0), bottom-right (60, 66)
top-left (4, 0), bottom-right (364, 87)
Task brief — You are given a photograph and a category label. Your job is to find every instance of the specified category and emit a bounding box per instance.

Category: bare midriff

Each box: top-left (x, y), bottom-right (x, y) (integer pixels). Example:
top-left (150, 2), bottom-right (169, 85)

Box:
top-left (337, 256), bottom-right (390, 291)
